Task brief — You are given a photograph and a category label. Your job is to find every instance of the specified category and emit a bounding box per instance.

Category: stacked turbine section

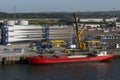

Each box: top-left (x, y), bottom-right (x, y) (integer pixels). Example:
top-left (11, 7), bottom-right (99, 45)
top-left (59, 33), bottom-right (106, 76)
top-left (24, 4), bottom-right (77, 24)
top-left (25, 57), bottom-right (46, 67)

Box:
top-left (0, 24), bottom-right (74, 45)
top-left (8, 25), bottom-right (44, 42)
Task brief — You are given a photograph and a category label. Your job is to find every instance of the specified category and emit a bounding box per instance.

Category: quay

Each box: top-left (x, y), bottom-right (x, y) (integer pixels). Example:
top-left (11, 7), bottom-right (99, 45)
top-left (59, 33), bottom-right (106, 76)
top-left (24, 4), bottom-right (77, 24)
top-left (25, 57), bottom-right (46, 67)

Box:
top-left (0, 40), bottom-right (119, 65)
top-left (113, 51), bottom-right (120, 58)
top-left (0, 50), bottom-right (119, 65)
top-left (0, 52), bottom-right (40, 64)
top-left (0, 53), bottom-right (27, 64)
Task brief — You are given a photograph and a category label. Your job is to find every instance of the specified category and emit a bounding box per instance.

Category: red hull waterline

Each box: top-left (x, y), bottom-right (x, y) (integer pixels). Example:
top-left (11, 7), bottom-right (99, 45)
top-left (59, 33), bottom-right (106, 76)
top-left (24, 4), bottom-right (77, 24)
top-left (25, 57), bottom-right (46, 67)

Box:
top-left (26, 54), bottom-right (114, 64)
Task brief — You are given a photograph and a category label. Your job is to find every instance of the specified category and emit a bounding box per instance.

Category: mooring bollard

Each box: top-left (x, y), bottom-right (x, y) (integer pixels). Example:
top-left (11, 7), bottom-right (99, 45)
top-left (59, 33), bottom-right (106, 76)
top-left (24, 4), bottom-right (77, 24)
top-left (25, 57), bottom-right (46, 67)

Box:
top-left (2, 57), bottom-right (7, 64)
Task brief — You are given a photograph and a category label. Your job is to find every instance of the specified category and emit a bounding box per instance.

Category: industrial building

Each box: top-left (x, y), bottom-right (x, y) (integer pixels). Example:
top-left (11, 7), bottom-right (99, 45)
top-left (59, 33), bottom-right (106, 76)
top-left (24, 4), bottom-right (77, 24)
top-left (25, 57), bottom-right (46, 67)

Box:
top-left (80, 18), bottom-right (103, 22)
top-left (79, 18), bottom-right (118, 23)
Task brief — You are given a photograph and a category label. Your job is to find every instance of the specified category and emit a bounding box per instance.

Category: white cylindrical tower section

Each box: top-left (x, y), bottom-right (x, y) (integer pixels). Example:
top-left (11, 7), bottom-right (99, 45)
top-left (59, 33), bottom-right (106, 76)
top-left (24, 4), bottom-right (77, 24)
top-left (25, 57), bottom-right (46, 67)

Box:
top-left (17, 20), bottom-right (29, 25)
top-left (4, 20), bottom-right (15, 26)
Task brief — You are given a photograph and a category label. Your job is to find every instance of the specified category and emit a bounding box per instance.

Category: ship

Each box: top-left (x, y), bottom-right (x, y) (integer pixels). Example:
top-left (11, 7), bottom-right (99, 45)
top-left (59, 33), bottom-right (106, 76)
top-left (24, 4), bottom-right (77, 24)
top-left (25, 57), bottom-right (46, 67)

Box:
top-left (25, 51), bottom-right (114, 64)
top-left (25, 12), bottom-right (114, 64)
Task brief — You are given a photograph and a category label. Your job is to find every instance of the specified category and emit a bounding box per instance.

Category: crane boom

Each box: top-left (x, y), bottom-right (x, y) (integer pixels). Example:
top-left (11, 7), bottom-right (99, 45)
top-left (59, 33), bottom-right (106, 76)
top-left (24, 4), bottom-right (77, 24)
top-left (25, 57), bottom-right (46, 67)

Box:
top-left (73, 12), bottom-right (86, 49)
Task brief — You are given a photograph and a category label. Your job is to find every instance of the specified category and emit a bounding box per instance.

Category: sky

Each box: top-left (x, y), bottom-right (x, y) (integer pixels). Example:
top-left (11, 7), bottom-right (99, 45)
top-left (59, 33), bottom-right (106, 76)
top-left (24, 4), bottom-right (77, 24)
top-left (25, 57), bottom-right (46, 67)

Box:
top-left (0, 0), bottom-right (120, 13)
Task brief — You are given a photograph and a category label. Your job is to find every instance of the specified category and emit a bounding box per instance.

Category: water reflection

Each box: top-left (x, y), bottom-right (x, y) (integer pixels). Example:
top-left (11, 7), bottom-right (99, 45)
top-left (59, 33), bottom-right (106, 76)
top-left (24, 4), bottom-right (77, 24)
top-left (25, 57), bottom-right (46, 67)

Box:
top-left (0, 61), bottom-right (120, 80)
top-left (26, 63), bottom-right (113, 80)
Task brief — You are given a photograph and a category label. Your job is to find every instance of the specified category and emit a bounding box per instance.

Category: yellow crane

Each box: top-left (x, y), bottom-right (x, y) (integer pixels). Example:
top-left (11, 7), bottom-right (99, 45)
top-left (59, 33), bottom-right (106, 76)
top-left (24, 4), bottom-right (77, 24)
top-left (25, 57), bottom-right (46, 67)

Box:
top-left (73, 12), bottom-right (86, 50)
top-left (73, 12), bottom-right (101, 50)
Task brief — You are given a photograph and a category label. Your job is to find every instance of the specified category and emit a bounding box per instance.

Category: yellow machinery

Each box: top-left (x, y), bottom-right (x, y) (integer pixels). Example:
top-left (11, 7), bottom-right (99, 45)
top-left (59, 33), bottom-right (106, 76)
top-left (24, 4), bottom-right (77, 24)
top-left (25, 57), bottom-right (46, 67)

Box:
top-left (73, 12), bottom-right (86, 50)
top-left (86, 40), bottom-right (102, 50)
top-left (78, 24), bottom-right (87, 49)
top-left (73, 12), bottom-right (101, 50)
top-left (50, 40), bottom-right (66, 48)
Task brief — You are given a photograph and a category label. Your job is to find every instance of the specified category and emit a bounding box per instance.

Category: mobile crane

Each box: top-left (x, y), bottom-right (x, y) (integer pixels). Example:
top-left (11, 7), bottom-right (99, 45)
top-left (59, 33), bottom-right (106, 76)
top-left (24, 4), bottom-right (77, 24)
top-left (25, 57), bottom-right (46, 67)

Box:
top-left (73, 12), bottom-right (86, 50)
top-left (73, 12), bottom-right (101, 50)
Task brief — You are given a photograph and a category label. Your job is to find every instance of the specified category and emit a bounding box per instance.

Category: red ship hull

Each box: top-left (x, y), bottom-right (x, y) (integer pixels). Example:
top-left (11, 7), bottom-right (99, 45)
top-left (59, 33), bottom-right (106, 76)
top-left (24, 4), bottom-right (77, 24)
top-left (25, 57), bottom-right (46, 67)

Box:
top-left (26, 54), bottom-right (114, 64)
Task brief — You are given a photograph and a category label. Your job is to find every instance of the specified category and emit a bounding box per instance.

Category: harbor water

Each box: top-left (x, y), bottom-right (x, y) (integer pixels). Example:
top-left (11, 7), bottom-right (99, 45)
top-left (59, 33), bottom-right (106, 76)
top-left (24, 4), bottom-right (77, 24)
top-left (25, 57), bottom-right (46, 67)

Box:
top-left (0, 59), bottom-right (120, 80)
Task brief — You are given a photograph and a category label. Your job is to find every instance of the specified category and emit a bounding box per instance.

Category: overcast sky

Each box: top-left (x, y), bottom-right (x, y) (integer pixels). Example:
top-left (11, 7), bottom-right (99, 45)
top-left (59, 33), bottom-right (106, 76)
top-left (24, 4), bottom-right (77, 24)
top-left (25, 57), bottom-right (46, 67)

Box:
top-left (0, 0), bottom-right (119, 13)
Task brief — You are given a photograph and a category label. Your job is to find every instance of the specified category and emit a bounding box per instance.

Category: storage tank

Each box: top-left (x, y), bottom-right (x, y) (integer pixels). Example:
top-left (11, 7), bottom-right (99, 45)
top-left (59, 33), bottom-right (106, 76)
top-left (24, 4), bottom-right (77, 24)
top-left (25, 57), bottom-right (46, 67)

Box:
top-left (4, 20), bottom-right (15, 26)
top-left (17, 20), bottom-right (29, 25)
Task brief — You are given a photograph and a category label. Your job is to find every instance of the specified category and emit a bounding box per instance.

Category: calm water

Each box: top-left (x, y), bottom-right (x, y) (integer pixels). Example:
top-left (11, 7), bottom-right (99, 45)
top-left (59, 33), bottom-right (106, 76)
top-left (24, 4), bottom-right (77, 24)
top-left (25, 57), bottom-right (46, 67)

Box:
top-left (0, 59), bottom-right (120, 80)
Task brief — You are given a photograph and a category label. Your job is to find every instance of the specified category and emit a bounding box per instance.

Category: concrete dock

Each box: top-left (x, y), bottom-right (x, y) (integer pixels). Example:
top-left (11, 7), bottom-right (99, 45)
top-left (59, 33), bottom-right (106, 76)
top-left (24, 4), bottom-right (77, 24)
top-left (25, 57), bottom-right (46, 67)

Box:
top-left (0, 48), bottom-right (119, 65)
top-left (0, 42), bottom-right (36, 64)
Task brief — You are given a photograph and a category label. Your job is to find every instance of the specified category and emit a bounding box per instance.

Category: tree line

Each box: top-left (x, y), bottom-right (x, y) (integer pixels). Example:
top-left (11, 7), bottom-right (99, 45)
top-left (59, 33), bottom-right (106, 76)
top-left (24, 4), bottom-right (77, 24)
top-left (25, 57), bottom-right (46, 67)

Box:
top-left (0, 11), bottom-right (120, 19)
